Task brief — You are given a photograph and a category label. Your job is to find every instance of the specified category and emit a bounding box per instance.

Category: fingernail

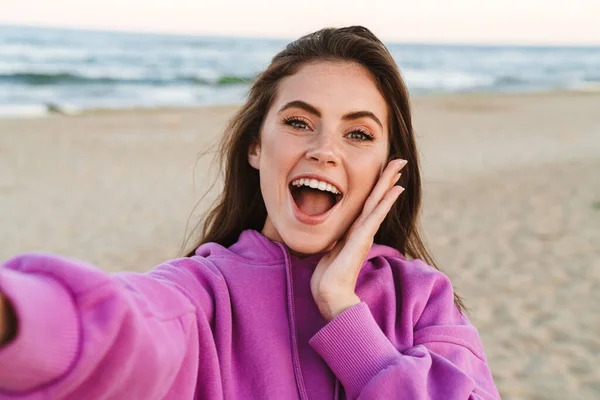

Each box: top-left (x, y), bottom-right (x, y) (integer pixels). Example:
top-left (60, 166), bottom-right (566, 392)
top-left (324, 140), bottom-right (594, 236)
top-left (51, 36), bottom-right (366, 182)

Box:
top-left (395, 172), bottom-right (401, 182)
top-left (396, 159), bottom-right (408, 171)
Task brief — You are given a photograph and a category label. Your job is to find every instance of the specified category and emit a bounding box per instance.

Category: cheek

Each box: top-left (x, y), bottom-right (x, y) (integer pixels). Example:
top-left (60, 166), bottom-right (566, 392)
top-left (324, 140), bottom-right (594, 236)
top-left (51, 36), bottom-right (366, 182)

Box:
top-left (349, 157), bottom-right (385, 184)
top-left (347, 157), bottom-right (385, 202)
top-left (258, 129), bottom-right (302, 197)
top-left (260, 127), bottom-right (305, 169)
top-left (351, 167), bottom-right (376, 194)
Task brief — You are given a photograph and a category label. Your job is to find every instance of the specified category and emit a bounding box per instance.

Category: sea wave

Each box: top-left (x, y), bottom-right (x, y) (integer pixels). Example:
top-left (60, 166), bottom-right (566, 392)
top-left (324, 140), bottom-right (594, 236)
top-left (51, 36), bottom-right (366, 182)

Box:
top-left (492, 75), bottom-right (528, 85)
top-left (2, 25), bottom-right (600, 111)
top-left (0, 72), bottom-right (255, 86)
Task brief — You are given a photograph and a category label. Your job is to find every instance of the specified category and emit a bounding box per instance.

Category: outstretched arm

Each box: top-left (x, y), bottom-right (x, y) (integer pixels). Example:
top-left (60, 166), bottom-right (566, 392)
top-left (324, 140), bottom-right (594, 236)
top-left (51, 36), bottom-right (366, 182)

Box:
top-left (0, 252), bottom-right (217, 399)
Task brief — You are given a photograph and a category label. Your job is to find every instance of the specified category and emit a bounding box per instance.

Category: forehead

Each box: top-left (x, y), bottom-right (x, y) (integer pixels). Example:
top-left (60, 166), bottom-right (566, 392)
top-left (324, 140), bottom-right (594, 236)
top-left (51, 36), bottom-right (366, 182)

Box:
top-left (273, 61), bottom-right (388, 122)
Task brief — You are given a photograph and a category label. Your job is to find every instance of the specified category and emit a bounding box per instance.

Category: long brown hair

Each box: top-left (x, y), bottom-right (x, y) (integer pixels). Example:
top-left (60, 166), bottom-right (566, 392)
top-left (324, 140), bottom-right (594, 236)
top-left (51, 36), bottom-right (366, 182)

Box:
top-left (182, 26), bottom-right (466, 313)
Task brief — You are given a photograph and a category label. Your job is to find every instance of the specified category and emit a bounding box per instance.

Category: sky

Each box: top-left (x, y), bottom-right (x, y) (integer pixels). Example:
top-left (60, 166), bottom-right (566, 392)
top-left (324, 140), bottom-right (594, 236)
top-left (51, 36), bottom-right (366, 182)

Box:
top-left (1, 0), bottom-right (599, 45)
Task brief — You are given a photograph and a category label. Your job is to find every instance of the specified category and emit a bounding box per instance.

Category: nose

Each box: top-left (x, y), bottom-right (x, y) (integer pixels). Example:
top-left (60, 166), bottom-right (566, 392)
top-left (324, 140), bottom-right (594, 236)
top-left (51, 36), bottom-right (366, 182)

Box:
top-left (305, 132), bottom-right (340, 166)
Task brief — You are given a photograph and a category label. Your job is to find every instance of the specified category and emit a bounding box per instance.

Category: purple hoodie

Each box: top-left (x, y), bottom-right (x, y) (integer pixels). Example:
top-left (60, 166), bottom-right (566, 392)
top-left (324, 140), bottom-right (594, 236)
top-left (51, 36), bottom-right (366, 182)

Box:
top-left (0, 230), bottom-right (500, 399)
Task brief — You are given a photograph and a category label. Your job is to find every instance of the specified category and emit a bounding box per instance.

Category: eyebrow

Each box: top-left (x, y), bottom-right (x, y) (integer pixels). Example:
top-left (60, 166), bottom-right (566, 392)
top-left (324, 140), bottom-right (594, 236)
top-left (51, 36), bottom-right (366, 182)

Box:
top-left (278, 100), bottom-right (383, 130)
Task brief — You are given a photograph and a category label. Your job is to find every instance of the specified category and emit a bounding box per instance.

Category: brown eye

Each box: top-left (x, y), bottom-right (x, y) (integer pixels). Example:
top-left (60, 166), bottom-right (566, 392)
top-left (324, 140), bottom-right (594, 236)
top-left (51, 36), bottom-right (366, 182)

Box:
top-left (346, 130), bottom-right (374, 141)
top-left (284, 117), bottom-right (310, 130)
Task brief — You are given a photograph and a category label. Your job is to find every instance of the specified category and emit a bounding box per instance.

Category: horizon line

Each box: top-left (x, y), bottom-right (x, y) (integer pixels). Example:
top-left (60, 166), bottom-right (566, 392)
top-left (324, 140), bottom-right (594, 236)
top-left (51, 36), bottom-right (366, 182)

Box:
top-left (1, 22), bottom-right (599, 49)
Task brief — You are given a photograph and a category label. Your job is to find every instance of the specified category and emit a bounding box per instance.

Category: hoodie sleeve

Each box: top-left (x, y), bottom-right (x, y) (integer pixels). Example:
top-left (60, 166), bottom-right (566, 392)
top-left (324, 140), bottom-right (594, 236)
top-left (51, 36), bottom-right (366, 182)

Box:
top-left (309, 260), bottom-right (500, 400)
top-left (0, 251), bottom-right (222, 399)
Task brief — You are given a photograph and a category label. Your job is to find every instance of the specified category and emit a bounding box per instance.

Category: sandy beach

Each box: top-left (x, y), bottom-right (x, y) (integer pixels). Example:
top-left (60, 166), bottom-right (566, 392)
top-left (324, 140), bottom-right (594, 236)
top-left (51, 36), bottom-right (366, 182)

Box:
top-left (1, 91), bottom-right (599, 399)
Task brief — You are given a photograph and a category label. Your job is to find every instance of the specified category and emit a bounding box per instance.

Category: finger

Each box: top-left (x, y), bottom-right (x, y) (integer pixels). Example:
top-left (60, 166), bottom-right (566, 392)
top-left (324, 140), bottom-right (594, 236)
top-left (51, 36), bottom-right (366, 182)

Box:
top-left (342, 160), bottom-right (405, 252)
top-left (344, 184), bottom-right (404, 254)
top-left (364, 160), bottom-right (402, 212)
top-left (363, 185), bottom-right (405, 234)
top-left (362, 159), bottom-right (407, 216)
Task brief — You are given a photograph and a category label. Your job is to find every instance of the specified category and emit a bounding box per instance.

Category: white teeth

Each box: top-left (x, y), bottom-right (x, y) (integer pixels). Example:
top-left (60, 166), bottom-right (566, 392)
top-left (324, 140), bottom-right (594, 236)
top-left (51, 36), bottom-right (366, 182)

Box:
top-left (290, 178), bottom-right (341, 195)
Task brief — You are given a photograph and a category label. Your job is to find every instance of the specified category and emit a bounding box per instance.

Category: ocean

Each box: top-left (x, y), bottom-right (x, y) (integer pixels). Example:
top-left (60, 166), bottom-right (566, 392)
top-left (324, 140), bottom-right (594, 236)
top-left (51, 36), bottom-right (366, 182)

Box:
top-left (1, 25), bottom-right (599, 117)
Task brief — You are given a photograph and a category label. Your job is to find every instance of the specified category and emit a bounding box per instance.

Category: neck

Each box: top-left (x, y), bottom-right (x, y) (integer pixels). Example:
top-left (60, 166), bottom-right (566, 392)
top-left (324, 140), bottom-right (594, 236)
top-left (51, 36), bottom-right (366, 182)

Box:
top-left (260, 218), bottom-right (336, 259)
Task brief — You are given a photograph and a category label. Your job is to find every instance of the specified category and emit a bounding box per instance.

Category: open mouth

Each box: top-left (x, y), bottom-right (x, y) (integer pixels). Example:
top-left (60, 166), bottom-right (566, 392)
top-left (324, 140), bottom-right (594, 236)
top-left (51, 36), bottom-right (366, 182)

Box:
top-left (289, 177), bottom-right (343, 219)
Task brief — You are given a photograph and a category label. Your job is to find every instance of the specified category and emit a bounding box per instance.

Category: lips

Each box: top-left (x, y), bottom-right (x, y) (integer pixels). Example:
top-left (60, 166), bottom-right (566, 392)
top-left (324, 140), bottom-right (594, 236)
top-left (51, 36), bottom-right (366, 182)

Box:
top-left (288, 174), bottom-right (344, 225)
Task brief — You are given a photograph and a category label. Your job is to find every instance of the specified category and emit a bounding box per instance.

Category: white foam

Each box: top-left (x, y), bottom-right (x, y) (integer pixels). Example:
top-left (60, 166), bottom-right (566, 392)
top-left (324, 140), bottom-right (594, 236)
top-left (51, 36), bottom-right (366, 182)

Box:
top-left (0, 104), bottom-right (49, 118)
top-left (402, 68), bottom-right (494, 92)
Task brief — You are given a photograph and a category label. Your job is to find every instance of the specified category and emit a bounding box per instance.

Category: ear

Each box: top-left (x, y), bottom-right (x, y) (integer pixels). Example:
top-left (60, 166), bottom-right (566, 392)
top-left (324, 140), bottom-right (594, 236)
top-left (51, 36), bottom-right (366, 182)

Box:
top-left (248, 141), bottom-right (261, 170)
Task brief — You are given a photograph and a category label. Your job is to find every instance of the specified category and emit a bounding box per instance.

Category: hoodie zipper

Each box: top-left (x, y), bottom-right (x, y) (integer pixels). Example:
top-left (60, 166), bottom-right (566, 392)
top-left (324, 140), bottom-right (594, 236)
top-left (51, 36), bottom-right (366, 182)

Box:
top-left (277, 243), bottom-right (341, 400)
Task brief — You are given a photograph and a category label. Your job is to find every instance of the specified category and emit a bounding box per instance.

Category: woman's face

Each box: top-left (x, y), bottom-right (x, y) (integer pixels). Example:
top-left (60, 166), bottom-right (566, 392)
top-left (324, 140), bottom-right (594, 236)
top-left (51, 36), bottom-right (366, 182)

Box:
top-left (248, 61), bottom-right (390, 256)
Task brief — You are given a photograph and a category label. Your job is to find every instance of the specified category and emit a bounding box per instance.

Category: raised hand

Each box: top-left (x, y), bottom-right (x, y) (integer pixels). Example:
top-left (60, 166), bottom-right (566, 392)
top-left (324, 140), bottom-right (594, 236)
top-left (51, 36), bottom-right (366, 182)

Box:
top-left (310, 159), bottom-right (407, 321)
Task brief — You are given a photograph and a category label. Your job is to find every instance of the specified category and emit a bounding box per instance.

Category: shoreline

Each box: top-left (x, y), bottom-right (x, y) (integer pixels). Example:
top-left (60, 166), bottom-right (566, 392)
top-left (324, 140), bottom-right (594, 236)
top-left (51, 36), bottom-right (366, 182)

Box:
top-left (2, 88), bottom-right (600, 121)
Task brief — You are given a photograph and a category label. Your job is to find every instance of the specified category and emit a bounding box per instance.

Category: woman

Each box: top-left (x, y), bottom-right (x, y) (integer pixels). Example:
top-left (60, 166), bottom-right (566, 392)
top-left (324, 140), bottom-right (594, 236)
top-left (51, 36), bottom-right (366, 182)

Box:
top-left (0, 26), bottom-right (500, 399)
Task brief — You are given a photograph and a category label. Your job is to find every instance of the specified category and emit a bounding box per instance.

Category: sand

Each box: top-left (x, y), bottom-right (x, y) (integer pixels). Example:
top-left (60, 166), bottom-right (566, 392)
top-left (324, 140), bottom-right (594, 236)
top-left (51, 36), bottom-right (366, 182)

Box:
top-left (1, 91), bottom-right (599, 399)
